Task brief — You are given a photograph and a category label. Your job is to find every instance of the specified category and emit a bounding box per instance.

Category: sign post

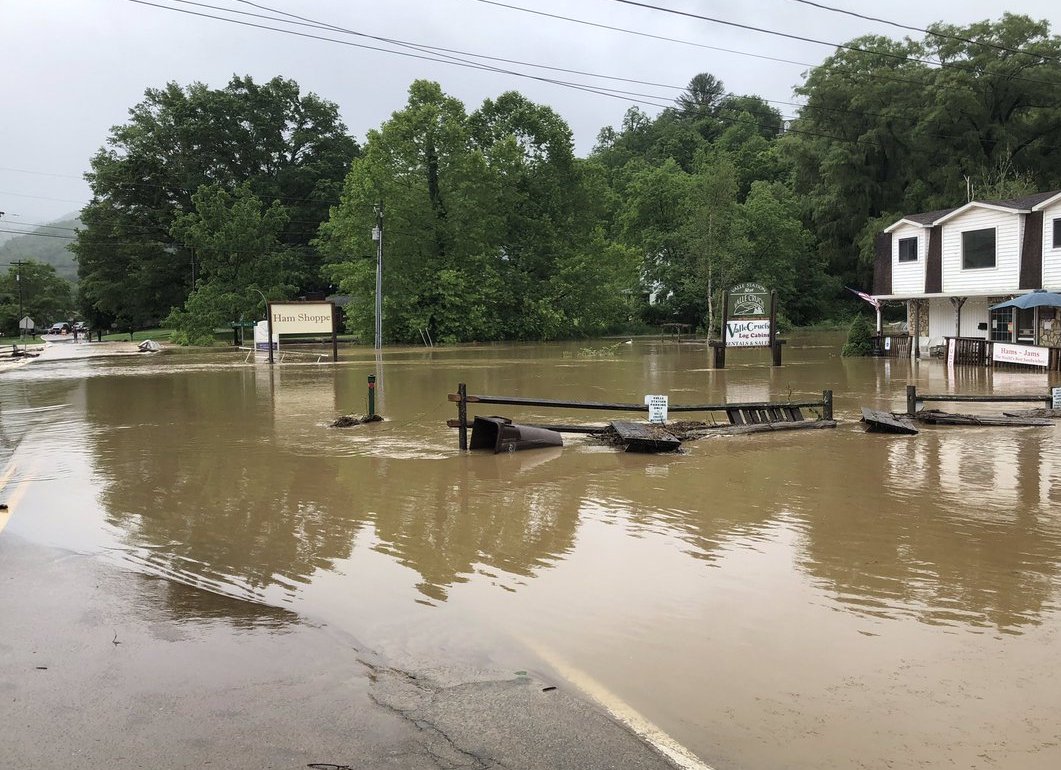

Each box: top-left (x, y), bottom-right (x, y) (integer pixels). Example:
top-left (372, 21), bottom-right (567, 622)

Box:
top-left (1051, 386), bottom-right (1061, 410)
top-left (717, 282), bottom-right (778, 368)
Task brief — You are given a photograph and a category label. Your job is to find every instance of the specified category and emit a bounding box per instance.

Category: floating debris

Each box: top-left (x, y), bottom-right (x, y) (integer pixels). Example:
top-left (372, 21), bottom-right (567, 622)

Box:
top-left (911, 409), bottom-right (1051, 427)
top-left (330, 414), bottom-right (384, 428)
top-left (861, 408), bottom-right (919, 435)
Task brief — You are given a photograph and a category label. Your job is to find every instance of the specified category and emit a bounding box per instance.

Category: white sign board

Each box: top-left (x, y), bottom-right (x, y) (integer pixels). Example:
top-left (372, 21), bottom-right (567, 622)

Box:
top-left (269, 302), bottom-right (334, 335)
top-left (1052, 387), bottom-right (1061, 410)
top-left (644, 394), bottom-right (668, 424)
top-left (992, 342), bottom-right (1050, 368)
top-left (884, 336), bottom-right (892, 351)
top-left (724, 319), bottom-right (772, 348)
top-left (18, 316), bottom-right (34, 331)
top-left (253, 320), bottom-right (278, 352)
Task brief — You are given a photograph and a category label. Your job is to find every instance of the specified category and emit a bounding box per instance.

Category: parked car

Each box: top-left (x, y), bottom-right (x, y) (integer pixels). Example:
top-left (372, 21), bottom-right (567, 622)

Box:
top-left (48, 322), bottom-right (71, 335)
top-left (73, 321), bottom-right (88, 333)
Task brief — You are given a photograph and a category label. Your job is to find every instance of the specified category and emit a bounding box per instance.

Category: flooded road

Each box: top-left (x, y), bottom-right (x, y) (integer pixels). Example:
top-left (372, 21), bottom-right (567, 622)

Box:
top-left (3, 334), bottom-right (1061, 769)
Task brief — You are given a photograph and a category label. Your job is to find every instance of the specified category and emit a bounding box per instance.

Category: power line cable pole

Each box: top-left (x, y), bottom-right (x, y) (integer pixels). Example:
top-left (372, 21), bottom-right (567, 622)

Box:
top-left (372, 204), bottom-right (383, 350)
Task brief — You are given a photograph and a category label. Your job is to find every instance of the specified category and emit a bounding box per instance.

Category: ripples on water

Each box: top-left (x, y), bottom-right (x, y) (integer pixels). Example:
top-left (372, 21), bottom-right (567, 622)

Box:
top-left (3, 337), bottom-right (1061, 769)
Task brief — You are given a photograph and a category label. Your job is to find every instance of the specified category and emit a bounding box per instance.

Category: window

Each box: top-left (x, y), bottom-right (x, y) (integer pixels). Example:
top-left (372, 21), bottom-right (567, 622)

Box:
top-left (989, 307), bottom-right (1013, 342)
top-left (897, 237), bottom-right (918, 262)
top-left (1053, 218), bottom-right (1061, 249)
top-left (962, 228), bottom-right (996, 269)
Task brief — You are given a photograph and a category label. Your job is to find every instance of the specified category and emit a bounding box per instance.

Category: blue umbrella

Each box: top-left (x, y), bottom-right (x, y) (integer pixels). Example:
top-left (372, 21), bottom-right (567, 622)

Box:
top-left (989, 290), bottom-right (1061, 310)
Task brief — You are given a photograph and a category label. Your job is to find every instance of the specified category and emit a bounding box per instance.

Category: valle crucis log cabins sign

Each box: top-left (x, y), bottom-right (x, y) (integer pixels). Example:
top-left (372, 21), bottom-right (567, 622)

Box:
top-left (713, 282), bottom-right (780, 368)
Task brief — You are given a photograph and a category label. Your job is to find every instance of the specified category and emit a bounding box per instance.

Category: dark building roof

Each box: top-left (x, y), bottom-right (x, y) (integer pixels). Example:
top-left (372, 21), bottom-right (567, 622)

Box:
top-left (905, 207), bottom-right (958, 225)
top-left (980, 189), bottom-right (1061, 210)
top-left (897, 189), bottom-right (1061, 226)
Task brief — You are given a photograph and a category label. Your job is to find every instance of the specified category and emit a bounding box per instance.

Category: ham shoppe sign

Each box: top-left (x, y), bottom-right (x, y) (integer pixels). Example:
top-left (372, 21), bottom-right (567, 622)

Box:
top-left (713, 282), bottom-right (780, 368)
top-left (265, 301), bottom-right (338, 363)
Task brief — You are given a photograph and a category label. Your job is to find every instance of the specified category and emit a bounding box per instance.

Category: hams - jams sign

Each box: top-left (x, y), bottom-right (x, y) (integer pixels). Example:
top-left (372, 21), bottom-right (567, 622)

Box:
top-left (724, 282), bottom-right (772, 348)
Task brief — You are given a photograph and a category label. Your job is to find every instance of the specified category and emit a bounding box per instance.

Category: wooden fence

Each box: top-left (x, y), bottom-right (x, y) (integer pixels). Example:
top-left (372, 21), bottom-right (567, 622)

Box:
top-left (448, 384), bottom-right (833, 449)
top-left (905, 384), bottom-right (1052, 417)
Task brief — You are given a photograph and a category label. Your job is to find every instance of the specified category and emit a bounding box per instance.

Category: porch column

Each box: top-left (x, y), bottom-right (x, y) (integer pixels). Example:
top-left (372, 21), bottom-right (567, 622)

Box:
top-left (949, 296), bottom-right (967, 338)
top-left (912, 299), bottom-right (921, 359)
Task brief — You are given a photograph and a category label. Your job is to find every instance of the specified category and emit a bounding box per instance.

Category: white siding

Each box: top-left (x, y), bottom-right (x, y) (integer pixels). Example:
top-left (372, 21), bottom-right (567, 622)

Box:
top-left (926, 297), bottom-right (990, 340)
top-left (928, 297), bottom-right (951, 341)
top-left (941, 207), bottom-right (1021, 294)
top-left (890, 223), bottom-right (926, 294)
top-left (1042, 200), bottom-right (1061, 289)
top-left (959, 298), bottom-right (990, 338)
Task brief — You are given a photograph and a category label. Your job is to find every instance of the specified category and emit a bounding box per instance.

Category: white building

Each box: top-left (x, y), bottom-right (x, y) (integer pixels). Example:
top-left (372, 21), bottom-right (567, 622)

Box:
top-left (872, 190), bottom-right (1061, 360)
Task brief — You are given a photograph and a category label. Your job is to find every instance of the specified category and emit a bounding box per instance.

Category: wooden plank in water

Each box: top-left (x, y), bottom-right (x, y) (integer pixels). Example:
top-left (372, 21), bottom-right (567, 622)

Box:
top-left (680, 420), bottom-right (836, 439)
top-left (861, 407), bottom-right (919, 435)
top-left (1002, 408), bottom-right (1061, 419)
top-left (609, 421), bottom-right (682, 453)
top-left (912, 409), bottom-right (1052, 427)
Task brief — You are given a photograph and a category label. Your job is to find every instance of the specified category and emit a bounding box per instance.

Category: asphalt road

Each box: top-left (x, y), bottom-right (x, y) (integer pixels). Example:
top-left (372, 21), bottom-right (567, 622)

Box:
top-left (0, 534), bottom-right (683, 770)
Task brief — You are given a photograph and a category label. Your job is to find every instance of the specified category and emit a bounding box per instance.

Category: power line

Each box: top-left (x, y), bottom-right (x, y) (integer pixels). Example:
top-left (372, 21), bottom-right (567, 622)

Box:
top-left (0, 228), bottom-right (75, 240)
top-left (785, 0), bottom-right (1061, 66)
top-left (469, 0), bottom-right (813, 69)
top-left (135, 0), bottom-right (919, 154)
top-left (223, 0), bottom-right (1057, 149)
top-left (606, 0), bottom-right (1061, 88)
top-left (126, 1), bottom-right (676, 111)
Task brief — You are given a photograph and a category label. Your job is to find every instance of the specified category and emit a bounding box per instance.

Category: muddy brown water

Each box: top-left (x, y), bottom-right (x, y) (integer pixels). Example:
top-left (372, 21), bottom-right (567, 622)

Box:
top-left (2, 333), bottom-right (1061, 769)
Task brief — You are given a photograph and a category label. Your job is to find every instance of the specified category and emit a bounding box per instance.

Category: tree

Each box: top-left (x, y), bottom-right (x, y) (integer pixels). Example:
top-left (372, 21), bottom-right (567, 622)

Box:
top-left (166, 184), bottom-right (297, 345)
top-left (321, 81), bottom-right (634, 343)
top-left (0, 262), bottom-right (75, 335)
top-left (676, 73), bottom-right (726, 120)
top-left (786, 15), bottom-right (1061, 291)
top-left (73, 75), bottom-right (358, 331)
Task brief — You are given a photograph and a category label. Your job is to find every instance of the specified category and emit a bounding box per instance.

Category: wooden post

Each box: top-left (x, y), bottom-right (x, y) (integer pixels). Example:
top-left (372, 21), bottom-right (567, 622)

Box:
top-left (367, 374), bottom-right (376, 418)
top-left (266, 302), bottom-right (275, 365)
top-left (906, 384), bottom-right (918, 417)
top-left (913, 300), bottom-right (921, 360)
top-left (768, 290), bottom-right (779, 367)
top-left (715, 290), bottom-right (729, 370)
top-left (458, 382), bottom-right (468, 450)
top-left (822, 390), bottom-right (833, 421)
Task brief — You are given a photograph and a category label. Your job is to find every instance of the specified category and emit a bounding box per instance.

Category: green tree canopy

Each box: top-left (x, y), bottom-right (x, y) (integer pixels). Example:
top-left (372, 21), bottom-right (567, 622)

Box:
top-left (786, 13), bottom-right (1061, 290)
top-left (0, 262), bottom-right (75, 335)
top-left (320, 81), bottom-right (636, 343)
top-left (73, 75), bottom-right (358, 331)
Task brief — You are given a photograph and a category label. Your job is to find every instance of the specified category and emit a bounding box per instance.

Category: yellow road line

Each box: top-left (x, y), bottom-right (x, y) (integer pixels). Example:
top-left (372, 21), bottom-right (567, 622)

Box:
top-left (0, 460), bottom-right (34, 536)
top-left (523, 639), bottom-right (716, 770)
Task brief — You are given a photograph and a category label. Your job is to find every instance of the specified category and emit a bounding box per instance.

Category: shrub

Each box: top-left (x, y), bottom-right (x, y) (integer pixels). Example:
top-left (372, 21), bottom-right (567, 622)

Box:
top-left (841, 315), bottom-right (874, 357)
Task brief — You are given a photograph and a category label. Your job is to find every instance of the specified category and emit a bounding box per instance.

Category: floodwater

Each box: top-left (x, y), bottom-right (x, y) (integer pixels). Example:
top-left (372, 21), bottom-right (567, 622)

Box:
top-left (2, 333), bottom-right (1061, 769)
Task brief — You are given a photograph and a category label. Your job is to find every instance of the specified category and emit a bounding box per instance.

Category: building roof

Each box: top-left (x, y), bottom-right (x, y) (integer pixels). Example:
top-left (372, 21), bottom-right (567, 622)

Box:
top-left (885, 189), bottom-right (1061, 232)
top-left (982, 190), bottom-right (1061, 211)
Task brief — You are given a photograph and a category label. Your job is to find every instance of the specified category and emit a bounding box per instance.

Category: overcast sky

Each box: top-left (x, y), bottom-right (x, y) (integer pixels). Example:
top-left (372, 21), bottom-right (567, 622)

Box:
top-left (2, 0), bottom-right (1058, 230)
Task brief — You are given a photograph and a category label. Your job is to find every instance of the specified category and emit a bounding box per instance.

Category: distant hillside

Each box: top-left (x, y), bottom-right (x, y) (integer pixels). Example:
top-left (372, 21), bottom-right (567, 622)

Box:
top-left (0, 216), bottom-right (80, 282)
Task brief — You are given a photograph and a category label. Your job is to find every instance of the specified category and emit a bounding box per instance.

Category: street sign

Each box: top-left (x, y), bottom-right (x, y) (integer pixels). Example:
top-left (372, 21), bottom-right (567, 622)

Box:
top-left (1052, 386), bottom-right (1061, 410)
top-left (18, 316), bottom-right (34, 331)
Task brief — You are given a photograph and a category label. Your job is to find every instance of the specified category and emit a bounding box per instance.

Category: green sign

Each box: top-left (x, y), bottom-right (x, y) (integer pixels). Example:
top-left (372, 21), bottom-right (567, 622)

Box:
top-left (727, 283), bottom-right (770, 318)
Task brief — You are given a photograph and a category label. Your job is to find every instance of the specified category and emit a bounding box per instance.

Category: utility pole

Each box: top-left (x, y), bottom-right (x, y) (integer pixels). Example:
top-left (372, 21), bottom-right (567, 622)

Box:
top-left (372, 204), bottom-right (383, 350)
top-left (16, 260), bottom-right (24, 344)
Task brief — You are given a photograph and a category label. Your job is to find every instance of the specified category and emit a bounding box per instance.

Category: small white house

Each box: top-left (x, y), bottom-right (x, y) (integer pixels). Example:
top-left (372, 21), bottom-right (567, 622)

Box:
top-left (872, 190), bottom-right (1061, 359)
